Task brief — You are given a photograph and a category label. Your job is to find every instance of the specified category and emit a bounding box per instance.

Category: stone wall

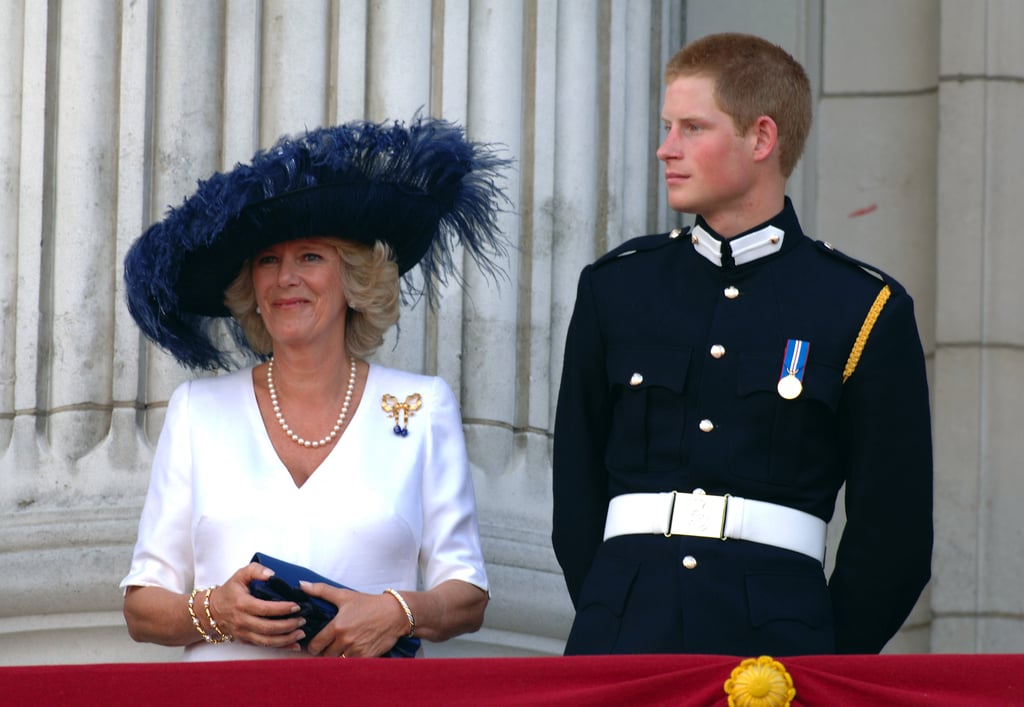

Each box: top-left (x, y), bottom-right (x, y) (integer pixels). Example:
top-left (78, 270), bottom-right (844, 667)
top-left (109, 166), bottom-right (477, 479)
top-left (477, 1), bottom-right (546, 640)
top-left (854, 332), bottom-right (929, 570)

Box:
top-left (2, 0), bottom-right (1023, 664)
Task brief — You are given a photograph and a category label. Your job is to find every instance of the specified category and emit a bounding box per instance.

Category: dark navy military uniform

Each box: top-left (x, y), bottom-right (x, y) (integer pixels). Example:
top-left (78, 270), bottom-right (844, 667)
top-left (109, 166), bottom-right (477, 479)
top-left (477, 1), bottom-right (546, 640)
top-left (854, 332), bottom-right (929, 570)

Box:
top-left (552, 198), bottom-right (933, 656)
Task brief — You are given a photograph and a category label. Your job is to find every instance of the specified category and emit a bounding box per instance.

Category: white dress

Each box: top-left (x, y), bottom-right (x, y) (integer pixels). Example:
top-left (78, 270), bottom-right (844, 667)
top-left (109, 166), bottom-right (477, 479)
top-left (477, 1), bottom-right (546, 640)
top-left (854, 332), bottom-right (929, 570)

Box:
top-left (120, 363), bottom-right (489, 661)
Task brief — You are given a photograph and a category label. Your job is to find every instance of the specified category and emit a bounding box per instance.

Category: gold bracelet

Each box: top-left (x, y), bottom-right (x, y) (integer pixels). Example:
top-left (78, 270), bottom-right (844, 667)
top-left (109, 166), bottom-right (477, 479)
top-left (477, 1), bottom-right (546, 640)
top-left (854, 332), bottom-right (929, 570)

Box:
top-left (187, 586), bottom-right (230, 644)
top-left (187, 588), bottom-right (210, 642)
top-left (384, 588), bottom-right (416, 638)
top-left (203, 586), bottom-right (233, 643)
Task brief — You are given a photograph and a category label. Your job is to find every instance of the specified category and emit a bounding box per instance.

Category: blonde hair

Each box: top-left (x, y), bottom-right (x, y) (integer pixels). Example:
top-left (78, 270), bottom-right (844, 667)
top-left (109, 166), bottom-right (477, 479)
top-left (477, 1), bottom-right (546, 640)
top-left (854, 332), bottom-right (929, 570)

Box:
top-left (224, 239), bottom-right (400, 358)
top-left (665, 32), bottom-right (812, 177)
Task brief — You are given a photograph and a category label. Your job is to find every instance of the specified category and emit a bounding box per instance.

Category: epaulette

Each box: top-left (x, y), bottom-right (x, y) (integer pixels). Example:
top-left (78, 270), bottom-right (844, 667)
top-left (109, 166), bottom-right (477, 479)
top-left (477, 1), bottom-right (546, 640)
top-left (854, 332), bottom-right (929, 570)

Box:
top-left (814, 240), bottom-right (907, 296)
top-left (591, 227), bottom-right (691, 270)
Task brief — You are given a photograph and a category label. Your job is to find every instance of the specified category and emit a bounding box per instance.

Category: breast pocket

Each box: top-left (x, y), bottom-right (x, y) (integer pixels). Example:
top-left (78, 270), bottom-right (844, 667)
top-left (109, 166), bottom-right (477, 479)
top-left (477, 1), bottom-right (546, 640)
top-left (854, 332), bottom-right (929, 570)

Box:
top-left (734, 354), bottom-right (843, 485)
top-left (605, 347), bottom-right (691, 472)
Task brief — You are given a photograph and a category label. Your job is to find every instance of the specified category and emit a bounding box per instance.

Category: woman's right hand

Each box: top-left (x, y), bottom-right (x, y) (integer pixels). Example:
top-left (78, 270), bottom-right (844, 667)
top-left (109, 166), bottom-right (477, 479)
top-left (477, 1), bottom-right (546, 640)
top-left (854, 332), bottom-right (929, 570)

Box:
top-left (125, 564), bottom-right (306, 649)
top-left (208, 562), bottom-right (308, 650)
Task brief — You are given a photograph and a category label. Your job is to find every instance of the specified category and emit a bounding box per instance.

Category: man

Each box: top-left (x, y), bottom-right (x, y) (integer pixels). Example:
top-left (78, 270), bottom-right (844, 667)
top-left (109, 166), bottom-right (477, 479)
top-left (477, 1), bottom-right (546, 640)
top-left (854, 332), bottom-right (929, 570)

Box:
top-left (552, 32), bottom-right (932, 656)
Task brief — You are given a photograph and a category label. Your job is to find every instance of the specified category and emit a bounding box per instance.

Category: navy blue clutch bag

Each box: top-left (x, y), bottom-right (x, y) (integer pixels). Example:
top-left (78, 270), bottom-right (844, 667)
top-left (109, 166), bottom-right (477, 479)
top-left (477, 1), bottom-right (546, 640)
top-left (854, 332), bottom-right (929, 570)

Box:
top-left (248, 552), bottom-right (420, 658)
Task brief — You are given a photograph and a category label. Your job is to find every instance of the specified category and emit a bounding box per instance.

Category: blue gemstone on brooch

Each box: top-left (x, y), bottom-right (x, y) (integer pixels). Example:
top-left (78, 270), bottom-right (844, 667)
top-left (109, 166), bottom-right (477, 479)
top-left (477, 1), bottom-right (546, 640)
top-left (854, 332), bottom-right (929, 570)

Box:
top-left (383, 392), bottom-right (423, 438)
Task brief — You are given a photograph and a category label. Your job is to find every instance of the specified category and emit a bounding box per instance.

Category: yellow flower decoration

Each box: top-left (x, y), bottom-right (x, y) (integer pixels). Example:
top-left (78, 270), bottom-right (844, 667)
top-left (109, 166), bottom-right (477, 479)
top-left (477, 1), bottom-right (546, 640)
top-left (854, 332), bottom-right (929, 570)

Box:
top-left (723, 655), bottom-right (796, 707)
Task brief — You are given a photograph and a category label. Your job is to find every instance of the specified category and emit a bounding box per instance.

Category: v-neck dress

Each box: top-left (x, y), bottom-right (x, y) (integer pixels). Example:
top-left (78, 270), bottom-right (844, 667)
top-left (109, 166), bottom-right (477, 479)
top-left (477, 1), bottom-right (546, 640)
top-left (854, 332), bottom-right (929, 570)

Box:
top-left (120, 364), bottom-right (488, 661)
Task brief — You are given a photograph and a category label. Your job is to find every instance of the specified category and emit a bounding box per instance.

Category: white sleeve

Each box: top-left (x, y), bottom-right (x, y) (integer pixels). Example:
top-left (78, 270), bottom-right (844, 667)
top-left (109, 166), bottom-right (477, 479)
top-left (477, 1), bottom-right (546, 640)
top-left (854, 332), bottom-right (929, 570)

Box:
top-left (418, 376), bottom-right (489, 593)
top-left (119, 380), bottom-right (196, 594)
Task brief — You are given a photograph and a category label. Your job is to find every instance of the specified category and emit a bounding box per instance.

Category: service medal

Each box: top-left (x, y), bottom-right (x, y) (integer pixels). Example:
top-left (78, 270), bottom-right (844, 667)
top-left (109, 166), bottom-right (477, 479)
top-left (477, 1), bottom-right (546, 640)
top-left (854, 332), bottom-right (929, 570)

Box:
top-left (778, 339), bottom-right (810, 400)
top-left (777, 374), bottom-right (803, 400)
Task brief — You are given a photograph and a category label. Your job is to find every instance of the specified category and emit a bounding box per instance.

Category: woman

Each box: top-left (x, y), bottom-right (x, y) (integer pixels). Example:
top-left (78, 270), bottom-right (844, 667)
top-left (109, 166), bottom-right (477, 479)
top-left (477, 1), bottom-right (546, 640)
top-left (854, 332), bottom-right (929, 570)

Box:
top-left (119, 117), bottom-right (510, 660)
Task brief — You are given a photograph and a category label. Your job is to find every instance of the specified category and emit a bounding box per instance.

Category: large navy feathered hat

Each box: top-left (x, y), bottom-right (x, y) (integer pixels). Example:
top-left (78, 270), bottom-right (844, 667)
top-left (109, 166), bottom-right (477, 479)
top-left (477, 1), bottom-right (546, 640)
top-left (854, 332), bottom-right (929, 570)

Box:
top-left (124, 116), bottom-right (511, 370)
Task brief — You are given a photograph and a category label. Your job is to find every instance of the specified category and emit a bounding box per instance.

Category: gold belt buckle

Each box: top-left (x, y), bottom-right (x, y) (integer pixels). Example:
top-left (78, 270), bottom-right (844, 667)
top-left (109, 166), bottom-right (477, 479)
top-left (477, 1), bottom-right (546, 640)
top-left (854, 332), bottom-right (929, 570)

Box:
top-left (665, 491), bottom-right (729, 539)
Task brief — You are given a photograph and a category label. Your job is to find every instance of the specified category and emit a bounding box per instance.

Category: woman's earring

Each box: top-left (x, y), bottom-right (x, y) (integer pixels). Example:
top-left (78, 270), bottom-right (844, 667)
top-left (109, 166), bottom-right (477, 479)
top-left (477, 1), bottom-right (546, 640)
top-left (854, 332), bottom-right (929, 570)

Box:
top-left (256, 306), bottom-right (262, 315)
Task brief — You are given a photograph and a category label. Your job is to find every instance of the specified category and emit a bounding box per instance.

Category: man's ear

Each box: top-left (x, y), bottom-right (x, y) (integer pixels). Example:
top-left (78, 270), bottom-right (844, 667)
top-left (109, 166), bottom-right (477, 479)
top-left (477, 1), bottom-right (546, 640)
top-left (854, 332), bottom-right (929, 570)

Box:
top-left (750, 115), bottom-right (778, 163)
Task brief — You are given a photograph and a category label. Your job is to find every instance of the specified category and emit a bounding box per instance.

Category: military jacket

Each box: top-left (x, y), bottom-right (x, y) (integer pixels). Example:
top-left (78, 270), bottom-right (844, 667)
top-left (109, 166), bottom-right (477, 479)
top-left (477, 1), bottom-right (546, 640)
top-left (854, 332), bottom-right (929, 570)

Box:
top-left (552, 199), bottom-right (933, 655)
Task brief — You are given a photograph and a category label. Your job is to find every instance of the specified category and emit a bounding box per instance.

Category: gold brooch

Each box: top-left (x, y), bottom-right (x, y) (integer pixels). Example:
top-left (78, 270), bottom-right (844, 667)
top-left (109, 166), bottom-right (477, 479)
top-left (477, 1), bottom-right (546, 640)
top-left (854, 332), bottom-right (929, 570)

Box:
top-left (723, 655), bottom-right (795, 707)
top-left (381, 393), bottom-right (422, 437)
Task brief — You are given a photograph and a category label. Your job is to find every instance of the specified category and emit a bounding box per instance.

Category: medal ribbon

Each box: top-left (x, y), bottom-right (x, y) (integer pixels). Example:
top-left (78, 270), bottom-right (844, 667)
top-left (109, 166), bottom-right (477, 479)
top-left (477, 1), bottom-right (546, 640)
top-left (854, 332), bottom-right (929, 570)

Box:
top-left (780, 339), bottom-right (809, 385)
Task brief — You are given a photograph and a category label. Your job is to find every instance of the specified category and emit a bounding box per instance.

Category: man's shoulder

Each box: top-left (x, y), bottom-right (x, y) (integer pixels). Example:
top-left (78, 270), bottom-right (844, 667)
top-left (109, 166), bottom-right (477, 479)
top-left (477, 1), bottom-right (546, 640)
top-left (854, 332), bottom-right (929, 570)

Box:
top-left (808, 239), bottom-right (908, 296)
top-left (590, 227), bottom-right (691, 271)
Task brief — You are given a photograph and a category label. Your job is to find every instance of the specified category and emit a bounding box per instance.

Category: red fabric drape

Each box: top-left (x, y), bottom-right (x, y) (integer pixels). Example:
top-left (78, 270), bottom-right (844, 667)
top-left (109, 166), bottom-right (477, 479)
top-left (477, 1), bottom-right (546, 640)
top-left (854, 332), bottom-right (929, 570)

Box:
top-left (2, 653), bottom-right (1021, 706)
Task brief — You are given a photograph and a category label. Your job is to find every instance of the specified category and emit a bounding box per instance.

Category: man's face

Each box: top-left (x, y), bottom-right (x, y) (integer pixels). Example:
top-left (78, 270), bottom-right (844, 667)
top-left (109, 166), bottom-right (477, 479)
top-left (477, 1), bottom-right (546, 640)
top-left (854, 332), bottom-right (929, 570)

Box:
top-left (656, 75), bottom-right (758, 224)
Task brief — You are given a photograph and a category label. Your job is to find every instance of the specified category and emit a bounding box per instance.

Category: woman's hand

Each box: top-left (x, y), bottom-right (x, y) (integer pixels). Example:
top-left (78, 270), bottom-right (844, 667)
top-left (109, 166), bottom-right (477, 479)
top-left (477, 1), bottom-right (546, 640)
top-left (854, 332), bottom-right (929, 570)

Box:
top-left (300, 582), bottom-right (411, 658)
top-left (299, 579), bottom-right (488, 658)
top-left (210, 562), bottom-right (308, 650)
top-left (124, 562), bottom-right (307, 649)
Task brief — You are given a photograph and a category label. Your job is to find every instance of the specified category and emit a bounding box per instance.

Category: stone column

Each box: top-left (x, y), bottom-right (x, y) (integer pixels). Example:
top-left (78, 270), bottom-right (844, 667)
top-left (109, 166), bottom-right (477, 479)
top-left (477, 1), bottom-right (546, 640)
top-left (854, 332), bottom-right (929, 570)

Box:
top-left (933, 0), bottom-right (1024, 653)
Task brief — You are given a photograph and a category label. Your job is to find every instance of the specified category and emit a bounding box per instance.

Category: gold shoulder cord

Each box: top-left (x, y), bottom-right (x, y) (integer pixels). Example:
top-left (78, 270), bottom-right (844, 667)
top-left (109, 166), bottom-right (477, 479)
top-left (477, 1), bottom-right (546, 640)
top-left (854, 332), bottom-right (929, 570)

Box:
top-left (842, 284), bottom-right (891, 383)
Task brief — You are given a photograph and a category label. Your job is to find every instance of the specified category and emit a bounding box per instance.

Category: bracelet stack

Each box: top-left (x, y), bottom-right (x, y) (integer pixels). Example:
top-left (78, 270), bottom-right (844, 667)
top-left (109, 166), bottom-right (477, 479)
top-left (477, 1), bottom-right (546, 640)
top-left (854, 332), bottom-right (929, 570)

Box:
top-left (384, 588), bottom-right (416, 638)
top-left (187, 586), bottom-right (233, 644)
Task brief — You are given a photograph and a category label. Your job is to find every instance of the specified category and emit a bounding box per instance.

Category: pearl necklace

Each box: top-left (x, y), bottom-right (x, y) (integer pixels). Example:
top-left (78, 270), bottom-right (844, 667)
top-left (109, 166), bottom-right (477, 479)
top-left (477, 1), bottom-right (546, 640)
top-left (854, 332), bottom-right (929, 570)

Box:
top-left (267, 356), bottom-right (357, 448)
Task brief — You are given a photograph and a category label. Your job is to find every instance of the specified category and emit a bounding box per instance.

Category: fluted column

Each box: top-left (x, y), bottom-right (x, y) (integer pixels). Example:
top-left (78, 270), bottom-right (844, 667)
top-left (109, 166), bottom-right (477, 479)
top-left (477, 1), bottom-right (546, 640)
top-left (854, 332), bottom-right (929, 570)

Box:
top-left (142, 1), bottom-right (227, 436)
top-left (458, 0), bottom-right (542, 650)
top-left (44, 1), bottom-right (119, 459)
top-left (0, 0), bottom-right (681, 664)
top-left (0, 0), bottom-right (26, 453)
top-left (366, 0), bottom-right (435, 374)
top-left (260, 0), bottom-right (331, 142)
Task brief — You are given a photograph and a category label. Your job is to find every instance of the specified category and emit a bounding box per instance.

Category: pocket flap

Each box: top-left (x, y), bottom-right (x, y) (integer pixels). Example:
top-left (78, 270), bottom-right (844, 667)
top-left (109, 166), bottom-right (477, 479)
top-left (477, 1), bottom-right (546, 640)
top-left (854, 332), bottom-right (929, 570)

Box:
top-left (738, 354), bottom-right (842, 411)
top-left (746, 572), bottom-right (833, 629)
top-left (576, 548), bottom-right (642, 617)
top-left (607, 347), bottom-right (691, 393)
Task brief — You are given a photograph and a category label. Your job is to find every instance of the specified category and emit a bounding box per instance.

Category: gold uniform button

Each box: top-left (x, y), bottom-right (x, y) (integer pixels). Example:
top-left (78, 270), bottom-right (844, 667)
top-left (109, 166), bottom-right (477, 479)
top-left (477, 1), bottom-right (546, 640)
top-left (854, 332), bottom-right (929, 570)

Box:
top-left (682, 555), bottom-right (698, 570)
top-left (724, 286), bottom-right (739, 299)
top-left (669, 228), bottom-right (682, 239)
top-left (699, 419), bottom-right (715, 432)
top-left (710, 344), bottom-right (725, 359)
top-left (629, 372), bottom-right (643, 386)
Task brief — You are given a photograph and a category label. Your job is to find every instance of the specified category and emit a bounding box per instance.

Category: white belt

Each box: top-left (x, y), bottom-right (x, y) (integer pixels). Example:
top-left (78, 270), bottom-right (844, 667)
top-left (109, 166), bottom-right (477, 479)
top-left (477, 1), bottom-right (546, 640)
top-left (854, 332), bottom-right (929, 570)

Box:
top-left (603, 491), bottom-right (826, 564)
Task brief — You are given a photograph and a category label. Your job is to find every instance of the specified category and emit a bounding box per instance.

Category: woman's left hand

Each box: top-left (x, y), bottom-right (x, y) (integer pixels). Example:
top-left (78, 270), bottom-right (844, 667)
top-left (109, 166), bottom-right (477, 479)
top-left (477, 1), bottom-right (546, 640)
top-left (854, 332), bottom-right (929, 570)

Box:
top-left (300, 581), bottom-right (410, 658)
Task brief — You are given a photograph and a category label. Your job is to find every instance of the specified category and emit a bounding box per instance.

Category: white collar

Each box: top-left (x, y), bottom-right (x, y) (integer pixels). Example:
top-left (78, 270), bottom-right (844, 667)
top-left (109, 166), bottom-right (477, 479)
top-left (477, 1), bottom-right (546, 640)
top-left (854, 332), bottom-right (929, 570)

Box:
top-left (690, 223), bottom-right (785, 267)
